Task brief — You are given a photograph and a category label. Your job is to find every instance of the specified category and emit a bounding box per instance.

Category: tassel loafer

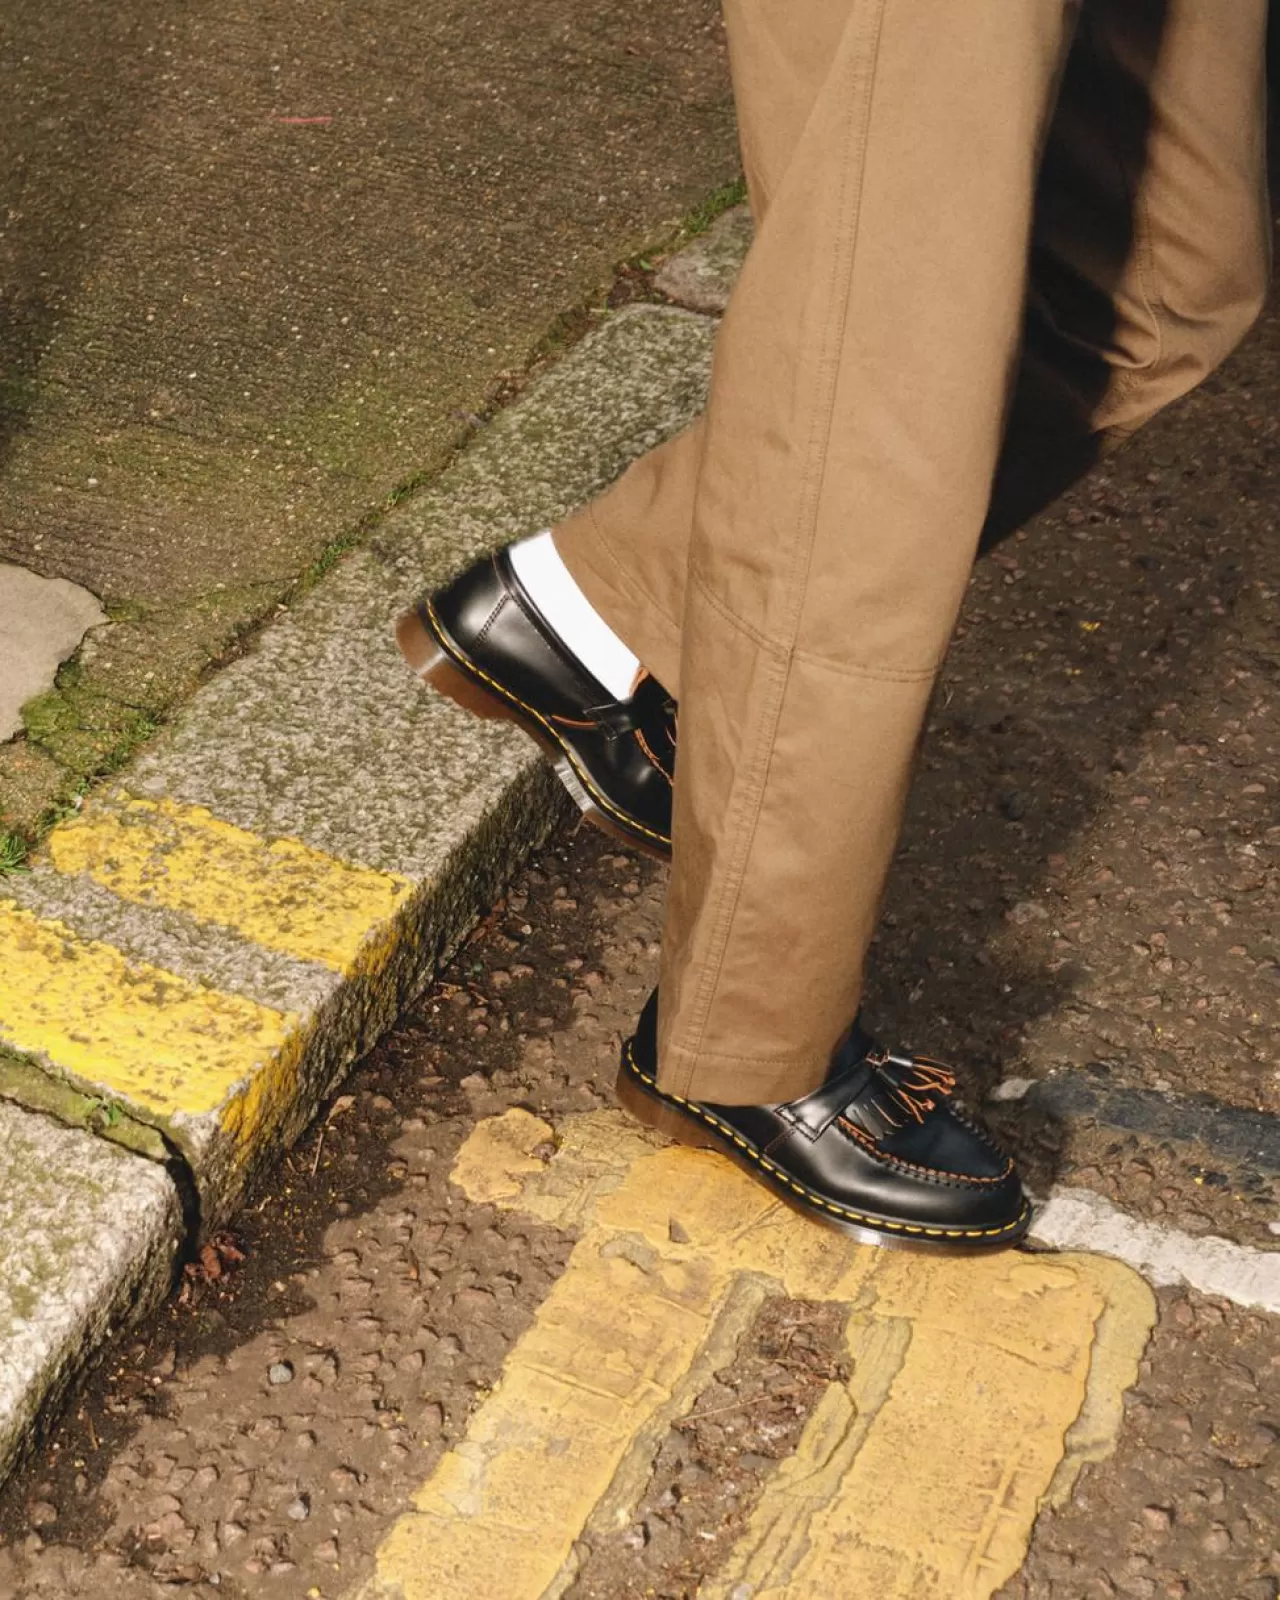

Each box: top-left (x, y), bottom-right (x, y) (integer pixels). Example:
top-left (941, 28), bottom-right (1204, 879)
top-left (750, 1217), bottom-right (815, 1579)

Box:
top-left (616, 991), bottom-right (1031, 1250)
top-left (397, 550), bottom-right (675, 859)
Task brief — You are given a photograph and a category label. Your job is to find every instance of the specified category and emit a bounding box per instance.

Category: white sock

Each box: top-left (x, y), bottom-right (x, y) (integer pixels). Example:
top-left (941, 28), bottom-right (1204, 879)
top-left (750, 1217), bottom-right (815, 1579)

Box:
top-left (507, 530), bottom-right (640, 700)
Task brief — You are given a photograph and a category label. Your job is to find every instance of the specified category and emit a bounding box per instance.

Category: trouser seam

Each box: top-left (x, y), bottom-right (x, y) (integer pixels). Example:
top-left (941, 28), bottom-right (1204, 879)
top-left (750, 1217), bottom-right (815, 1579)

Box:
top-left (791, 646), bottom-right (940, 683)
top-left (688, 565), bottom-right (779, 656)
top-left (675, 0), bottom-right (889, 1092)
top-left (689, 565), bottom-right (942, 682)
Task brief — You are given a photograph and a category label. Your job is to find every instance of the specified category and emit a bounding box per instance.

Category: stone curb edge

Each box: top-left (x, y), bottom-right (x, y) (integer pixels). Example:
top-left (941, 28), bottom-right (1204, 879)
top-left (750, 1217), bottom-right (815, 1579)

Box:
top-left (0, 240), bottom-right (737, 1487)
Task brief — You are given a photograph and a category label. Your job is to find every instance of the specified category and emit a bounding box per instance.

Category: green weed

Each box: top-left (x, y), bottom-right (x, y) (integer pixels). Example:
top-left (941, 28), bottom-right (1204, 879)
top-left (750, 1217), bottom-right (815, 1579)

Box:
top-left (0, 832), bottom-right (30, 875)
top-left (85, 1097), bottom-right (124, 1130)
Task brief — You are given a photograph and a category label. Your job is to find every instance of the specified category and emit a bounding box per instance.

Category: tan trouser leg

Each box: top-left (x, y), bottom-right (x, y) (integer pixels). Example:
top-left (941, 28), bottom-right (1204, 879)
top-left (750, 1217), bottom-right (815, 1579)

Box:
top-left (556, 0), bottom-right (1269, 1103)
top-left (986, 0), bottom-right (1271, 540)
top-left (559, 1), bottom-right (1270, 682)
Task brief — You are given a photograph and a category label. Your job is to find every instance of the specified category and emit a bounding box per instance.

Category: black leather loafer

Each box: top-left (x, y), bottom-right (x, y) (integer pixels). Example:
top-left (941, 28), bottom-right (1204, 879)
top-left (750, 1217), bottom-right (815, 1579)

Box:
top-left (397, 550), bottom-right (675, 859)
top-left (616, 992), bottom-right (1030, 1250)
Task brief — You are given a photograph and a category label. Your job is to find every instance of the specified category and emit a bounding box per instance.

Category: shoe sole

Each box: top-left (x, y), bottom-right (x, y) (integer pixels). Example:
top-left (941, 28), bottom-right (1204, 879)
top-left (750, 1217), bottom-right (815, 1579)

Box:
top-left (396, 602), bottom-right (672, 862)
top-left (616, 1040), bottom-right (1032, 1254)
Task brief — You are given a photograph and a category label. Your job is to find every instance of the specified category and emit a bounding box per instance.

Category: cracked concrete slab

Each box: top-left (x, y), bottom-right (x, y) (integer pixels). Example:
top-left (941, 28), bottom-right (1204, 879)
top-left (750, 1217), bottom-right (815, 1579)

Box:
top-left (0, 565), bottom-right (104, 742)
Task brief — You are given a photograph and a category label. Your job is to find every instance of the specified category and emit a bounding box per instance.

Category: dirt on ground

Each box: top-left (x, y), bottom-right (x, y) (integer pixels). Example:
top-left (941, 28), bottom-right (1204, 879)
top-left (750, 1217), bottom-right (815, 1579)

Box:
top-left (565, 1296), bottom-right (851, 1600)
top-left (0, 807), bottom-right (1275, 1599)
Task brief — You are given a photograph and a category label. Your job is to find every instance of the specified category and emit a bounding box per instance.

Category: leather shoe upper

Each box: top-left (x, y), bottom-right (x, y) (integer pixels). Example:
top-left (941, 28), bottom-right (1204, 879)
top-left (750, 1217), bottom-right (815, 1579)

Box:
top-left (426, 550), bottom-right (675, 853)
top-left (628, 992), bottom-right (1027, 1238)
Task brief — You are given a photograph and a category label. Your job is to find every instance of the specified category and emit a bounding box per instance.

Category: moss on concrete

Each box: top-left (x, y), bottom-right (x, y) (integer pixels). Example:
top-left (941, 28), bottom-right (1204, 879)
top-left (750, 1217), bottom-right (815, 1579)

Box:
top-left (0, 1046), bottom-right (172, 1166)
top-left (0, 171), bottom-right (745, 845)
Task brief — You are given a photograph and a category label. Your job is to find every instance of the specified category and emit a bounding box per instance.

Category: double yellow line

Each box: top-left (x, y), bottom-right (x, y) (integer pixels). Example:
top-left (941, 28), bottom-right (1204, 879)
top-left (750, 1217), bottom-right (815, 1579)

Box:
top-left (0, 797), bottom-right (409, 1136)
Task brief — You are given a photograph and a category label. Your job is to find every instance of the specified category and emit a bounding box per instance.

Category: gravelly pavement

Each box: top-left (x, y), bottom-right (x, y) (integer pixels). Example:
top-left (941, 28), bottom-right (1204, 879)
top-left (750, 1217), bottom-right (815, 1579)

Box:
top-left (1007, 1293), bottom-right (1280, 1600)
top-left (0, 716), bottom-right (1275, 1600)
top-left (0, 0), bottom-right (737, 831)
top-left (0, 150), bottom-right (1277, 1600)
top-left (0, 820), bottom-right (1275, 1598)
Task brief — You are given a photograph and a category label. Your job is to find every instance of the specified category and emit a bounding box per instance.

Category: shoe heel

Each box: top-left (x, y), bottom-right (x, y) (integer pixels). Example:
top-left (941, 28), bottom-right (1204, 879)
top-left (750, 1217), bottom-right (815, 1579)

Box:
top-left (615, 1065), bottom-right (718, 1150)
top-left (396, 607), bottom-right (510, 722)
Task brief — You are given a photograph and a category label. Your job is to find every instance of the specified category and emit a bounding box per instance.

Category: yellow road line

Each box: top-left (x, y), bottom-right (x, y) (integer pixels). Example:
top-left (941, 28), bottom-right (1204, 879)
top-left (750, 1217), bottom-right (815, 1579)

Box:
top-left (357, 1109), bottom-right (1156, 1600)
top-left (48, 797), bottom-right (411, 972)
top-left (0, 902), bottom-right (295, 1121)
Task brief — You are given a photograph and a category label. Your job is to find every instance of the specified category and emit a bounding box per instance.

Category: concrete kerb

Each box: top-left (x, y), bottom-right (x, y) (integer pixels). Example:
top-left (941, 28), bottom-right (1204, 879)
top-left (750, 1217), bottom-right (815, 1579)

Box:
top-left (0, 218), bottom-right (729, 1487)
top-left (653, 204), bottom-right (754, 314)
top-left (0, 305), bottom-right (718, 1234)
top-left (0, 1101), bottom-right (183, 1486)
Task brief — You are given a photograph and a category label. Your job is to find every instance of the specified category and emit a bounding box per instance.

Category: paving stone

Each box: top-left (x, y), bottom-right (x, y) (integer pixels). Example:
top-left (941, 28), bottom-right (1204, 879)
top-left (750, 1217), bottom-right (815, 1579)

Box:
top-left (0, 565), bottom-right (104, 742)
top-left (655, 206), bottom-right (754, 313)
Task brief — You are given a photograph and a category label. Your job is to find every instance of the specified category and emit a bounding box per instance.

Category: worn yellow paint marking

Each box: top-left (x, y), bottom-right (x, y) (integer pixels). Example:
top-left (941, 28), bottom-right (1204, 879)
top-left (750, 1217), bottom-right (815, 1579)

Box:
top-left (0, 902), bottom-right (295, 1120)
top-left (357, 1110), bottom-right (1155, 1600)
top-left (48, 797), bottom-right (411, 971)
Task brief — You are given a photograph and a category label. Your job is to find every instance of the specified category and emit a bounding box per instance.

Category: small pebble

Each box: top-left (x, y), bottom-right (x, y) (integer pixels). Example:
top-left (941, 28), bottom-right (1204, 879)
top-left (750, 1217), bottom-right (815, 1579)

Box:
top-left (286, 1496), bottom-right (311, 1522)
top-left (268, 1362), bottom-right (294, 1386)
top-left (989, 1077), bottom-right (1035, 1102)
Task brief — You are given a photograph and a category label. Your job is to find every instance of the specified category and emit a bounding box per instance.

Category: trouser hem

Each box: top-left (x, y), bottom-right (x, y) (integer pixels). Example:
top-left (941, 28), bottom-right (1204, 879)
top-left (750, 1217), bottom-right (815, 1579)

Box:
top-left (658, 1041), bottom-right (830, 1106)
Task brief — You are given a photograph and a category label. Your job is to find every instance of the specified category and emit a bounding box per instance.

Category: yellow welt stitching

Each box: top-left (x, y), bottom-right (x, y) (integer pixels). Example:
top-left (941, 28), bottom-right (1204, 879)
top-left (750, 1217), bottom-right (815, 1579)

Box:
top-left (423, 597), bottom-right (671, 848)
top-left (621, 1040), bottom-right (1024, 1240)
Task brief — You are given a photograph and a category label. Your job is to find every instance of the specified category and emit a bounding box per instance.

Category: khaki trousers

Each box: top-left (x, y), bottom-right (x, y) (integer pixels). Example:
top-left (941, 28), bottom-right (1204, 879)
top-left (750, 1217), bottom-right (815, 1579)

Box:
top-left (555, 0), bottom-right (1271, 1104)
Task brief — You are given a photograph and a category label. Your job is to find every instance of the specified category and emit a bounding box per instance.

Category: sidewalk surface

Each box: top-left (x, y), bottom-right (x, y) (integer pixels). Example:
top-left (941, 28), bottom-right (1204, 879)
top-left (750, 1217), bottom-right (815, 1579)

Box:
top-left (0, 42), bottom-right (1278, 1600)
top-left (0, 0), bottom-right (737, 836)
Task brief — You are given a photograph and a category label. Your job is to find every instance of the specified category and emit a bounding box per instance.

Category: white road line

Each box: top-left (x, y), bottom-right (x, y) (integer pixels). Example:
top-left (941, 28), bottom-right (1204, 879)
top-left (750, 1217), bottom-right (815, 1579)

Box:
top-left (1031, 1187), bottom-right (1280, 1315)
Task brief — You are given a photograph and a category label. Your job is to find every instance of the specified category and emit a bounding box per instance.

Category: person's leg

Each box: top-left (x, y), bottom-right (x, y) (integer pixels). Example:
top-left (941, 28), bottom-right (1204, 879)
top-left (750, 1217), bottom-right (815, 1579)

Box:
top-left (401, 0), bottom-right (1267, 1244)
top-left (650, 0), bottom-right (1079, 1103)
top-left (555, 0), bottom-right (1272, 677)
top-left (559, 0), bottom-right (1269, 1102)
top-left (983, 0), bottom-right (1271, 545)
top-left (609, 0), bottom-right (1267, 1248)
